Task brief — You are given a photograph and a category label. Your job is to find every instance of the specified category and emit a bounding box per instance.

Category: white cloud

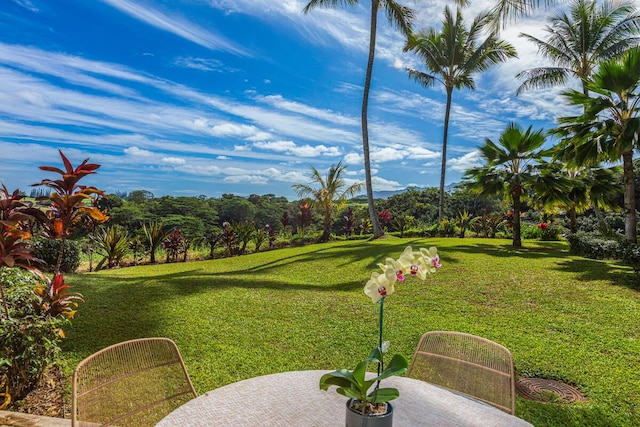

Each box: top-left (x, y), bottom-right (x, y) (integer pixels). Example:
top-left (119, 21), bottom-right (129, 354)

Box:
top-left (371, 146), bottom-right (404, 163)
top-left (173, 57), bottom-right (226, 72)
top-left (101, 0), bottom-right (251, 56)
top-left (253, 140), bottom-right (342, 157)
top-left (11, 0), bottom-right (38, 12)
top-left (161, 157), bottom-right (186, 165)
top-left (344, 152), bottom-right (362, 165)
top-left (125, 146), bottom-right (154, 157)
top-left (448, 150), bottom-right (483, 172)
top-left (257, 94), bottom-right (358, 126)
top-left (371, 175), bottom-right (403, 191)
top-left (224, 174), bottom-right (269, 184)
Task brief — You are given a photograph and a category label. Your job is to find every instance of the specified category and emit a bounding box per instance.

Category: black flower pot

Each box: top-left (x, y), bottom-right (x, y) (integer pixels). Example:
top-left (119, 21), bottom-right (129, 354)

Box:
top-left (345, 399), bottom-right (394, 427)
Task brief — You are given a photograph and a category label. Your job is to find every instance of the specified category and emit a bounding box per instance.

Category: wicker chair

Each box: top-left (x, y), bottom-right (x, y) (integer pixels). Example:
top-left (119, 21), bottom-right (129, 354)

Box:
top-left (407, 331), bottom-right (515, 414)
top-left (72, 337), bottom-right (197, 427)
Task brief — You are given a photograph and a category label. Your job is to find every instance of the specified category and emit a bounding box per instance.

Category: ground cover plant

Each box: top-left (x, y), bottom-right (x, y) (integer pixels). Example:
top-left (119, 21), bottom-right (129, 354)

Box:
top-left (59, 238), bottom-right (640, 426)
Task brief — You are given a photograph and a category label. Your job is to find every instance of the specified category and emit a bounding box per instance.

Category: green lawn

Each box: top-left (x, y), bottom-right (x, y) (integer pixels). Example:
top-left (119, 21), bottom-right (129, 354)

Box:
top-left (61, 237), bottom-right (640, 426)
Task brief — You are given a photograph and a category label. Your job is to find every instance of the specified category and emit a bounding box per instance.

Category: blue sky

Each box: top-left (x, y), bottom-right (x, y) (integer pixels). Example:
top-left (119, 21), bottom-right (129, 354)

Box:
top-left (1, 0), bottom-right (573, 200)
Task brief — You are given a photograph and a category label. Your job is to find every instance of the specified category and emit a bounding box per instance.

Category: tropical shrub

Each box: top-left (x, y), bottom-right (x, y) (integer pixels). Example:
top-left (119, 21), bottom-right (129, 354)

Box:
top-left (253, 226), bottom-right (267, 252)
top-left (0, 268), bottom-right (68, 400)
top-left (620, 243), bottom-right (640, 275)
top-left (538, 223), bottom-right (563, 241)
top-left (566, 232), bottom-right (622, 259)
top-left (32, 238), bottom-right (81, 273)
top-left (520, 223), bottom-right (541, 239)
top-left (95, 226), bottom-right (130, 269)
top-left (163, 229), bottom-right (188, 263)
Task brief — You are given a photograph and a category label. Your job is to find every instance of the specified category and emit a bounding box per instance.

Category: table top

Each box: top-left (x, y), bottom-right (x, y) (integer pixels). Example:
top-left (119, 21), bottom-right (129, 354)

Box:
top-left (156, 370), bottom-right (533, 427)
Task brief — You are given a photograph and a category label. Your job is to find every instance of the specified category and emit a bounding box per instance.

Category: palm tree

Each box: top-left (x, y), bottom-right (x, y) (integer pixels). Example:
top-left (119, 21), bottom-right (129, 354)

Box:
top-left (292, 161), bottom-right (364, 242)
top-left (404, 6), bottom-right (517, 221)
top-left (303, 0), bottom-right (414, 238)
top-left (517, 0), bottom-right (640, 96)
top-left (554, 47), bottom-right (640, 243)
top-left (534, 160), bottom-right (622, 233)
top-left (463, 123), bottom-right (559, 247)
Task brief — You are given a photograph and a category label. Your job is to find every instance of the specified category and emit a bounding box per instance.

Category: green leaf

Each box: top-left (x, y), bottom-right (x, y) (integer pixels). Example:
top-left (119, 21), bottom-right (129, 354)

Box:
top-left (368, 387), bottom-right (400, 403)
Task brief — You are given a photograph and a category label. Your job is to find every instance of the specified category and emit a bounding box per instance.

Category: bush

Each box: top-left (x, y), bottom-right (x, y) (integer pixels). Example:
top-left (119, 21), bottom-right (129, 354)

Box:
top-left (620, 243), bottom-right (640, 275)
top-left (565, 232), bottom-right (622, 259)
top-left (521, 224), bottom-right (541, 239)
top-left (0, 267), bottom-right (67, 400)
top-left (32, 238), bottom-right (81, 273)
top-left (539, 224), bottom-right (563, 241)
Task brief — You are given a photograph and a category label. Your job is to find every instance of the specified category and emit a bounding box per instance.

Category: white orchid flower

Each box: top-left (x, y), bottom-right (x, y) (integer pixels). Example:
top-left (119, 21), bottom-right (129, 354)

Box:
top-left (419, 247), bottom-right (442, 273)
top-left (364, 271), bottom-right (395, 303)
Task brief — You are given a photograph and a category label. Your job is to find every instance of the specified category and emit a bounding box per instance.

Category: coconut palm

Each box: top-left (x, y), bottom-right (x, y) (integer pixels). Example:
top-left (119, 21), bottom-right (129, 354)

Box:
top-left (404, 6), bottom-right (517, 221)
top-left (292, 161), bottom-right (364, 242)
top-left (303, 0), bottom-right (414, 238)
top-left (517, 0), bottom-right (640, 96)
top-left (463, 123), bottom-right (559, 247)
top-left (555, 47), bottom-right (640, 243)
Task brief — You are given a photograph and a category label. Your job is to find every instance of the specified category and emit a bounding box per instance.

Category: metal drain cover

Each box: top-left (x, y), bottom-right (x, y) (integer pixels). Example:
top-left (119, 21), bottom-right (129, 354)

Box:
top-left (516, 378), bottom-right (586, 403)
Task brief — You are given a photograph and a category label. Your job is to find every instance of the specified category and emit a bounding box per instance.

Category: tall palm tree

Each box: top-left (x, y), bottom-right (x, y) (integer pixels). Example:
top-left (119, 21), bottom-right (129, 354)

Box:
top-left (555, 47), bottom-right (640, 243)
top-left (517, 0), bottom-right (640, 96)
top-left (404, 6), bottom-right (517, 221)
top-left (292, 161), bottom-right (364, 242)
top-left (463, 123), bottom-right (557, 247)
top-left (303, 0), bottom-right (414, 238)
top-left (519, 0), bottom-right (639, 233)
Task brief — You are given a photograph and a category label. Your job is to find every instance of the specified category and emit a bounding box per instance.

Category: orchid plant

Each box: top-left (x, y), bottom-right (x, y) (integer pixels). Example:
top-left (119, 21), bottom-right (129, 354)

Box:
top-left (320, 246), bottom-right (441, 415)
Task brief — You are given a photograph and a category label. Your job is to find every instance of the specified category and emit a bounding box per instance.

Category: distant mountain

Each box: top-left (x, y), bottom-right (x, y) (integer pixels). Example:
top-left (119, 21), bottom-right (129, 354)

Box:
top-left (373, 186), bottom-right (427, 199)
top-left (350, 183), bottom-right (460, 201)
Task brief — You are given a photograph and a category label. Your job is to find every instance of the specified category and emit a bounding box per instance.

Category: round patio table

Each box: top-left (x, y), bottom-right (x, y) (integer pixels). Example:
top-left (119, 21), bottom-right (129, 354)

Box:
top-left (156, 370), bottom-right (533, 427)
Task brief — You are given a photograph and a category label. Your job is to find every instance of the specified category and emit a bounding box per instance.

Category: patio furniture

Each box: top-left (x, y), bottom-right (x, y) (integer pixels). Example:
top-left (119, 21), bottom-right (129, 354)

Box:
top-left (407, 331), bottom-right (516, 414)
top-left (72, 337), bottom-right (197, 427)
top-left (155, 370), bottom-right (533, 426)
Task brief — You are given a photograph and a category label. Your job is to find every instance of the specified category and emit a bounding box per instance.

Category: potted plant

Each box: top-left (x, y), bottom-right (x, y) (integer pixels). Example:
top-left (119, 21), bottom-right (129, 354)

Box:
top-left (320, 246), bottom-right (442, 426)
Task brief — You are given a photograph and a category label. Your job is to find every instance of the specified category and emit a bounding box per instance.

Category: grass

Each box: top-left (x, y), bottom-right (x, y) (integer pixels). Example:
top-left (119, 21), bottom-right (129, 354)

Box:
top-left (60, 237), bottom-right (640, 426)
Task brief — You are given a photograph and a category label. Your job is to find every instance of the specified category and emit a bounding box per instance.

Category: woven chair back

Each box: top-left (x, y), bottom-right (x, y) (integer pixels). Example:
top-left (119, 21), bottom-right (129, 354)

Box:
top-left (407, 331), bottom-right (515, 414)
top-left (72, 337), bottom-right (197, 426)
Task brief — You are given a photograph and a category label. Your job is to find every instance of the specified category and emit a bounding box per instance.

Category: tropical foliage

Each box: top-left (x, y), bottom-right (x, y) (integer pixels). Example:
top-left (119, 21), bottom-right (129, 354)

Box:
top-left (554, 46), bottom-right (640, 243)
top-left (463, 123), bottom-right (568, 247)
top-left (292, 161), bottom-right (364, 242)
top-left (404, 6), bottom-right (516, 221)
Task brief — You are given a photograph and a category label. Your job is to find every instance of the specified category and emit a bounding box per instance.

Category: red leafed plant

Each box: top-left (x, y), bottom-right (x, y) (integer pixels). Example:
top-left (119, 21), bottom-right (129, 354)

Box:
top-left (33, 150), bottom-right (108, 273)
top-left (0, 184), bottom-right (46, 321)
top-left (33, 273), bottom-right (83, 322)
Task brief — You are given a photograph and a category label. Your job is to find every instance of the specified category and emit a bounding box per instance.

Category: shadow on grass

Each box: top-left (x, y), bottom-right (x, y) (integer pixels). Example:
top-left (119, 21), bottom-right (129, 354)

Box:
top-left (553, 258), bottom-right (639, 291)
top-left (63, 238), bottom-right (638, 359)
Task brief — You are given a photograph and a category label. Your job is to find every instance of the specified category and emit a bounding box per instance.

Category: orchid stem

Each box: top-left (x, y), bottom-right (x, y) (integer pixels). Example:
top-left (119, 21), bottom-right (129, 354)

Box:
top-left (377, 297), bottom-right (384, 377)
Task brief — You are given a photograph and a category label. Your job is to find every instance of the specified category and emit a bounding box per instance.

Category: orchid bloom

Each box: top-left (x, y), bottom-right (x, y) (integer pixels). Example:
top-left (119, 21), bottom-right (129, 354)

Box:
top-left (364, 271), bottom-right (395, 303)
top-left (419, 247), bottom-right (442, 273)
top-left (398, 246), bottom-right (423, 279)
top-left (365, 246), bottom-right (441, 303)
top-left (379, 256), bottom-right (406, 283)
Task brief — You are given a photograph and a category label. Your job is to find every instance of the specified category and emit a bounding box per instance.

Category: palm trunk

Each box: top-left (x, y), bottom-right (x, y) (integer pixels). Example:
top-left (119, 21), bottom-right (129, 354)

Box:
top-left (322, 210), bottom-right (332, 242)
top-left (438, 88), bottom-right (453, 221)
top-left (593, 205), bottom-right (608, 234)
top-left (512, 189), bottom-right (522, 247)
top-left (568, 208), bottom-right (578, 233)
top-left (622, 150), bottom-right (637, 243)
top-left (363, 0), bottom-right (384, 238)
